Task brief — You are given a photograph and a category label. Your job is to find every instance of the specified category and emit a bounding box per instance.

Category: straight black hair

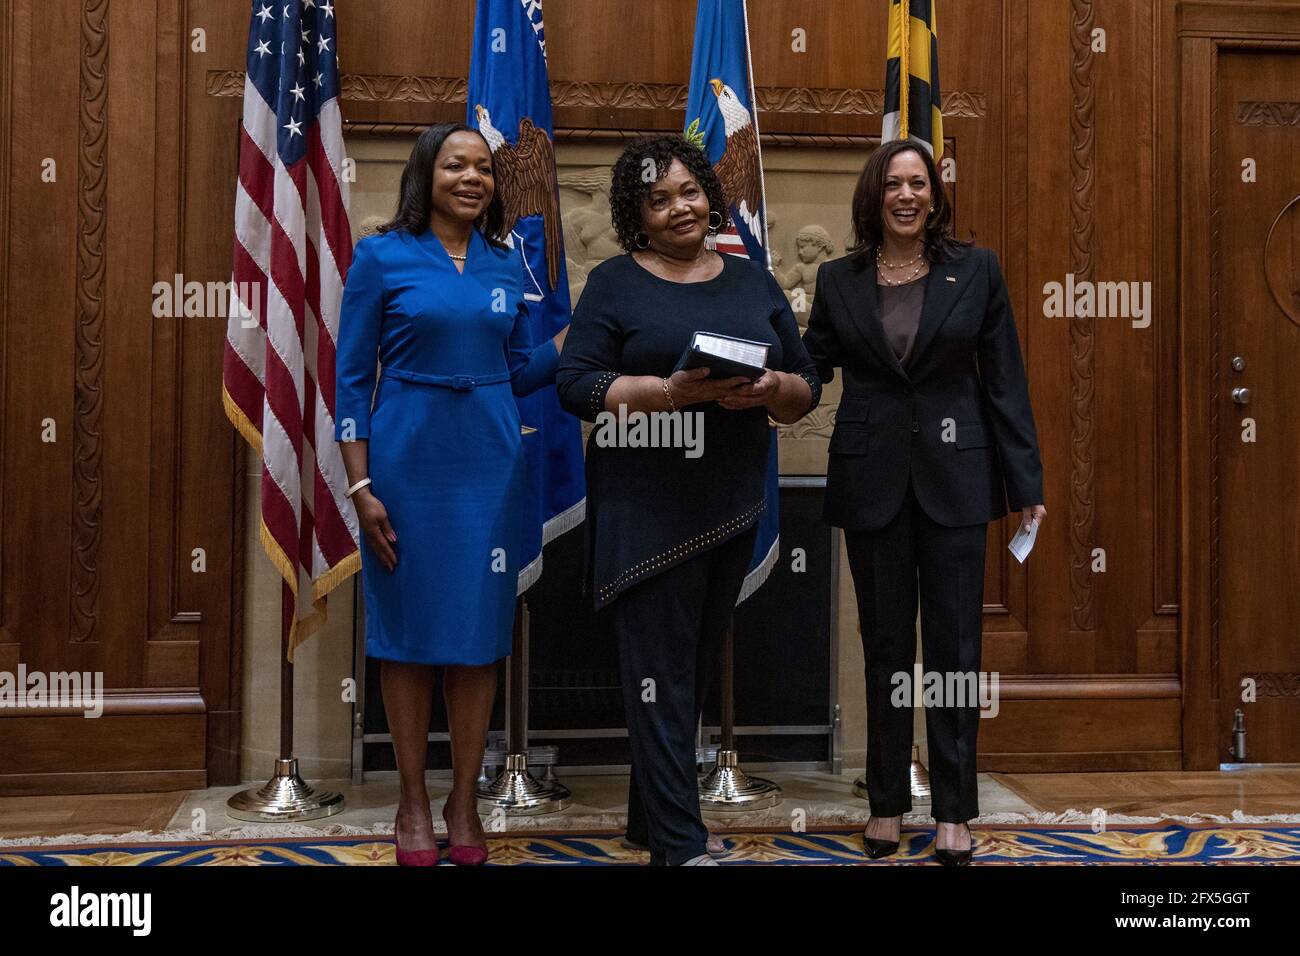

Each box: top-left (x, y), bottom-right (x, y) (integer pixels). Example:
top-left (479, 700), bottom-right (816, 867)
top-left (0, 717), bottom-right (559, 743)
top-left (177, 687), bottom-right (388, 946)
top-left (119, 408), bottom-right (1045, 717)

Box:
top-left (377, 122), bottom-right (506, 243)
top-left (847, 139), bottom-right (969, 266)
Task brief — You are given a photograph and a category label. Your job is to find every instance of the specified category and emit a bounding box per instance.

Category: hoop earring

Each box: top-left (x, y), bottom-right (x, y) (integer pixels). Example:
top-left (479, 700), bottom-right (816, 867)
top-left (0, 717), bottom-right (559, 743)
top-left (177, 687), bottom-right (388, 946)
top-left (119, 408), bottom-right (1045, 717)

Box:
top-left (635, 232), bottom-right (650, 250)
top-left (708, 210), bottom-right (724, 233)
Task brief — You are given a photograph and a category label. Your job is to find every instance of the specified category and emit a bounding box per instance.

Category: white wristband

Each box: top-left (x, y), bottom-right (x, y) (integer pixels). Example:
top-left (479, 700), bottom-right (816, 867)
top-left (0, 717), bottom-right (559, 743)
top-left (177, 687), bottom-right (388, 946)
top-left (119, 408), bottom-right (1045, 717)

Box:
top-left (345, 477), bottom-right (372, 498)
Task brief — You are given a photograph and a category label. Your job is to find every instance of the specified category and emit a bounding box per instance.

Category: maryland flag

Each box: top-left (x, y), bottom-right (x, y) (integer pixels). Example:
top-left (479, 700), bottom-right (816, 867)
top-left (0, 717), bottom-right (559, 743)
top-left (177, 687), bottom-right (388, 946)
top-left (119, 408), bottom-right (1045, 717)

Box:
top-left (882, 0), bottom-right (943, 161)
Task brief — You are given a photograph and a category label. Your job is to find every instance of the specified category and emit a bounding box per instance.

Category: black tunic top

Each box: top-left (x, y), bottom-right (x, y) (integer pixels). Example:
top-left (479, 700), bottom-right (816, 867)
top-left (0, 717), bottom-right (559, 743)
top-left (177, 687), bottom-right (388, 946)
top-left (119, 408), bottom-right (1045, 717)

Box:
top-left (557, 253), bottom-right (821, 609)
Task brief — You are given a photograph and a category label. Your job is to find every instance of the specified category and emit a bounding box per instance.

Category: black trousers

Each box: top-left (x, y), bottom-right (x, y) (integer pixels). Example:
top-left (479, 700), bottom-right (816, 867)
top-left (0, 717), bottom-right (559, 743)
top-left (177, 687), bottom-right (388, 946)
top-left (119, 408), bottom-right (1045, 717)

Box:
top-left (606, 525), bottom-right (757, 866)
top-left (844, 480), bottom-right (987, 823)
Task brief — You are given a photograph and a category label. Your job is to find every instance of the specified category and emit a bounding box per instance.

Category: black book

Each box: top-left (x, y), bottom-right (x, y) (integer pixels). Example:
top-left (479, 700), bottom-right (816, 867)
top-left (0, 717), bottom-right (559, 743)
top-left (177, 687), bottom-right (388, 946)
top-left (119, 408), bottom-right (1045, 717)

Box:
top-left (673, 331), bottom-right (770, 381)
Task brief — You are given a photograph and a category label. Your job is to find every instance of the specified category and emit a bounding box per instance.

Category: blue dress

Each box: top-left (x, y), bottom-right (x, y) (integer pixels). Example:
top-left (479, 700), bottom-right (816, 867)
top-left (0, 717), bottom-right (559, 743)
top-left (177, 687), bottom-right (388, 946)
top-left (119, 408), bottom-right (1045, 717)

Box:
top-left (334, 227), bottom-right (558, 665)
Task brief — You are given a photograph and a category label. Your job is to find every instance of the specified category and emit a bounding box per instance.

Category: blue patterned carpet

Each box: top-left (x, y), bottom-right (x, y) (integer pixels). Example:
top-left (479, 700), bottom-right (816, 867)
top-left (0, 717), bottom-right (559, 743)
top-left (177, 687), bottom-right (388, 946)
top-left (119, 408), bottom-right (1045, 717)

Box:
top-left (4, 824), bottom-right (1300, 865)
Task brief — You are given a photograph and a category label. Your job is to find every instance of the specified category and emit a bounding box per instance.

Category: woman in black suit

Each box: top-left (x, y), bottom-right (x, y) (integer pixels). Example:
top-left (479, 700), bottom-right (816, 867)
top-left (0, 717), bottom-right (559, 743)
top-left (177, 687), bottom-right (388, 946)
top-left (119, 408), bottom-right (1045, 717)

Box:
top-left (802, 140), bottom-right (1045, 865)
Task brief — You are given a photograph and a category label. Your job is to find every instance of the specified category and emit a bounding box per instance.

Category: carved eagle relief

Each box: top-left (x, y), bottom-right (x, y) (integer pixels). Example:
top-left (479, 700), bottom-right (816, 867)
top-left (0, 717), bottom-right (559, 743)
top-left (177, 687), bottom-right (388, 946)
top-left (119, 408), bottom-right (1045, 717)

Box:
top-left (474, 104), bottom-right (562, 292)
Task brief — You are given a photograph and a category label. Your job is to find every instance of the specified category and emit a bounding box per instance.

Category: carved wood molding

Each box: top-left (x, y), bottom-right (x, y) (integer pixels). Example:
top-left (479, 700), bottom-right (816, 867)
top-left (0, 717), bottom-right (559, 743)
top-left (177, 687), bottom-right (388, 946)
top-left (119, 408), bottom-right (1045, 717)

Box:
top-left (1236, 100), bottom-right (1300, 126)
top-left (1241, 673), bottom-right (1300, 697)
top-left (0, 0), bottom-right (10, 634)
top-left (72, 0), bottom-right (108, 643)
top-left (1209, 60), bottom-right (1223, 698)
top-left (554, 79), bottom-right (686, 110)
top-left (342, 121), bottom-right (881, 150)
top-left (207, 69), bottom-right (987, 118)
top-left (1067, 0), bottom-right (1097, 633)
top-left (1264, 192), bottom-right (1300, 328)
top-left (995, 674), bottom-right (1181, 699)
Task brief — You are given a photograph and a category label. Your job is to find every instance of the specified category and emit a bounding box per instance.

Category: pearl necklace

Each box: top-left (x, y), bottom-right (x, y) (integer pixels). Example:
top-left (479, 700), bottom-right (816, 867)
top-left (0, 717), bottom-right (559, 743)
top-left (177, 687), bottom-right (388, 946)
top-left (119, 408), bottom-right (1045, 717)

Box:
top-left (877, 247), bottom-right (923, 270)
top-left (446, 251), bottom-right (467, 261)
top-left (877, 247), bottom-right (926, 286)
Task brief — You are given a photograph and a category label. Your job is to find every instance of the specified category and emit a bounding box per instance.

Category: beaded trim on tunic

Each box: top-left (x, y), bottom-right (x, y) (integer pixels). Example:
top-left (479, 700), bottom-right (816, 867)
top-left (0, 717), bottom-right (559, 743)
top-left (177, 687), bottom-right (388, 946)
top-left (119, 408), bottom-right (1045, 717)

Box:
top-left (595, 496), bottom-right (767, 606)
top-left (796, 369), bottom-right (824, 411)
top-left (589, 370), bottom-right (620, 418)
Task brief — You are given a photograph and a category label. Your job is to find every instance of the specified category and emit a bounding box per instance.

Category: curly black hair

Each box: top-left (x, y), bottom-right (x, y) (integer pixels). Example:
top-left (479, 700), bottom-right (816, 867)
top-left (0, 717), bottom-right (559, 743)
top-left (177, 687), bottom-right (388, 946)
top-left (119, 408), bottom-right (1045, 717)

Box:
top-left (607, 135), bottom-right (730, 253)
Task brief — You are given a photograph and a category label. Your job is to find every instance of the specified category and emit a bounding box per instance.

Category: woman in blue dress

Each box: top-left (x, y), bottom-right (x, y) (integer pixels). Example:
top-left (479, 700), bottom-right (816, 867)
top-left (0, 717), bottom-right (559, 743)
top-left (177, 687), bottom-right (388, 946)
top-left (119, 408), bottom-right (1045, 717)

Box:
top-left (334, 123), bottom-right (565, 866)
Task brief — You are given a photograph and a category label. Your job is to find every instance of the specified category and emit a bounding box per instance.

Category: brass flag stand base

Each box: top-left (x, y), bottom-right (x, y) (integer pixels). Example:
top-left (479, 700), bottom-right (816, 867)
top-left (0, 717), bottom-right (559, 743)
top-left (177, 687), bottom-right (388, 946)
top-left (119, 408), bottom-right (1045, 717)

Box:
top-left (477, 599), bottom-right (570, 814)
top-left (478, 752), bottom-right (571, 815)
top-left (228, 582), bottom-right (346, 823)
top-left (227, 757), bottom-right (345, 822)
top-left (699, 621), bottom-right (782, 812)
top-left (853, 744), bottom-right (931, 802)
top-left (699, 749), bottom-right (781, 811)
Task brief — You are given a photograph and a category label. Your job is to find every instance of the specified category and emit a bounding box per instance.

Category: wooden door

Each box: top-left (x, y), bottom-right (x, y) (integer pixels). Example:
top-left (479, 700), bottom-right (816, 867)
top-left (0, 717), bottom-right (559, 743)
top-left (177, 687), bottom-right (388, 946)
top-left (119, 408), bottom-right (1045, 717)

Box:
top-left (0, 0), bottom-right (243, 793)
top-left (1214, 48), bottom-right (1300, 763)
top-left (1180, 3), bottom-right (1300, 768)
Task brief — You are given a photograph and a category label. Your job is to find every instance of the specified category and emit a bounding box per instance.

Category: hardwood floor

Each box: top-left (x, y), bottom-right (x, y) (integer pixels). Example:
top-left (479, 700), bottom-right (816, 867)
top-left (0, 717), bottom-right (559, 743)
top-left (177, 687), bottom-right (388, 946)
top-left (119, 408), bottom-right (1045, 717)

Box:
top-left (2, 769), bottom-right (1297, 840)
top-left (0, 791), bottom-right (186, 840)
top-left (991, 769), bottom-right (1300, 816)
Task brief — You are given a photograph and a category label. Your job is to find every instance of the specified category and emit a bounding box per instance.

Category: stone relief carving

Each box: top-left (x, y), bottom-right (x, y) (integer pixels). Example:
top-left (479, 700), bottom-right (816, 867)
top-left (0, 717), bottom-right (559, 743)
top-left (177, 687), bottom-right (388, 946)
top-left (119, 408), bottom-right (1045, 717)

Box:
top-left (775, 224), bottom-right (835, 331)
top-left (557, 169), bottom-right (622, 304)
top-left (346, 141), bottom-right (859, 468)
top-left (551, 169), bottom-right (843, 451)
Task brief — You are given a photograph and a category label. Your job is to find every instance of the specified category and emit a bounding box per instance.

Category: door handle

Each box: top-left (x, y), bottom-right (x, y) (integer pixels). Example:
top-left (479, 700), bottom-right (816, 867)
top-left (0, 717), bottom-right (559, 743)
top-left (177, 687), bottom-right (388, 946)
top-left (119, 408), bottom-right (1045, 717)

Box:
top-left (1232, 387), bottom-right (1251, 405)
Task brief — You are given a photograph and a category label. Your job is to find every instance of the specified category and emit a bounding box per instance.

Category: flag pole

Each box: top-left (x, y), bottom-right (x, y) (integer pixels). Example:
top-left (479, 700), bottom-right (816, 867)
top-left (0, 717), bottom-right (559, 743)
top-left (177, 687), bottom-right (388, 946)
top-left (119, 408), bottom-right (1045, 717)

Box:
top-left (741, 0), bottom-right (772, 267)
top-left (697, 0), bottom-right (780, 813)
top-left (699, 619), bottom-right (781, 811)
top-left (227, 580), bottom-right (345, 821)
top-left (476, 596), bottom-right (571, 813)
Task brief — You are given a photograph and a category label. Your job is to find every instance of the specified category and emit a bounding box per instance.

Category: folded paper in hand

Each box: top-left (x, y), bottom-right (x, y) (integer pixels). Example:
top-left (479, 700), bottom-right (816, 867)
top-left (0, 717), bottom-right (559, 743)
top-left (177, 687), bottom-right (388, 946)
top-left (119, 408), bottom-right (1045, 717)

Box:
top-left (1008, 518), bottom-right (1039, 564)
top-left (674, 331), bottom-right (769, 381)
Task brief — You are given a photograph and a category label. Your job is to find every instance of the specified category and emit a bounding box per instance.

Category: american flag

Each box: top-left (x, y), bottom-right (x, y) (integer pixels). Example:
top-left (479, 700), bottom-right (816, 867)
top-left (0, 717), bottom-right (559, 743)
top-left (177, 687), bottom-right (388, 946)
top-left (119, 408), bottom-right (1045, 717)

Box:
top-left (222, 0), bottom-right (359, 660)
top-left (712, 225), bottom-right (751, 258)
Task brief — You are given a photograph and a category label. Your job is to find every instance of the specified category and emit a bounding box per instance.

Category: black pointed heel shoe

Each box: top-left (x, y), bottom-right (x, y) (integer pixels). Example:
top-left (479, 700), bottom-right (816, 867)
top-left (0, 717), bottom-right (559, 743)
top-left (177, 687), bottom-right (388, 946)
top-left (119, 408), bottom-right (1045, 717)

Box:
top-left (862, 817), bottom-right (901, 859)
top-left (934, 821), bottom-right (974, 866)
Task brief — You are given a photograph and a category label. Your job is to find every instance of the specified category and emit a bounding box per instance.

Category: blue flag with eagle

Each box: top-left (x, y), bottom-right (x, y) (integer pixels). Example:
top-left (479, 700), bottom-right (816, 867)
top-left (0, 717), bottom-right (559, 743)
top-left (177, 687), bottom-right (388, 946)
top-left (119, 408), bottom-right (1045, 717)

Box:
top-left (684, 0), bottom-right (770, 265)
top-left (684, 0), bottom-right (779, 603)
top-left (468, 0), bottom-right (586, 592)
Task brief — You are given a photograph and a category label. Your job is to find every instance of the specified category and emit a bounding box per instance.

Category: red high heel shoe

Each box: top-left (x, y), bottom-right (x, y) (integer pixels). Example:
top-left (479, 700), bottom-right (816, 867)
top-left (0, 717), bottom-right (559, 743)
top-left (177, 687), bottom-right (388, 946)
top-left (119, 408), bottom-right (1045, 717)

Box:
top-left (394, 833), bottom-right (441, 867)
top-left (442, 805), bottom-right (489, 866)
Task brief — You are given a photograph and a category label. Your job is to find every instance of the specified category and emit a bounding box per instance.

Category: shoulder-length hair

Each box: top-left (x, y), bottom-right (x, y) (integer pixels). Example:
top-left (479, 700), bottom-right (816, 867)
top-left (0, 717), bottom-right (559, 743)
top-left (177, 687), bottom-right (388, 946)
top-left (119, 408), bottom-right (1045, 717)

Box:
top-left (377, 122), bottom-right (506, 244)
top-left (847, 139), bottom-right (968, 266)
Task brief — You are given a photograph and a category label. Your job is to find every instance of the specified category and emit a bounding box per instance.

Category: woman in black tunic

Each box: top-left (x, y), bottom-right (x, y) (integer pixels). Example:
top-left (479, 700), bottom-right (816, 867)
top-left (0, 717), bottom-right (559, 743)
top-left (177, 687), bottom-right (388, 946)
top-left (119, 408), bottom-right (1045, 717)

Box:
top-left (557, 135), bottom-right (820, 866)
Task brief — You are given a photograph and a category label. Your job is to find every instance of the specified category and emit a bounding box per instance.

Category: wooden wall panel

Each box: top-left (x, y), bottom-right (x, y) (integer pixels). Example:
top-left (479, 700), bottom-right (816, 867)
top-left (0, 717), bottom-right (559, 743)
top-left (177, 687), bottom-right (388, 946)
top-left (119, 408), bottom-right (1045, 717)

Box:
top-left (0, 0), bottom-right (234, 793)
top-left (7, 0), bottom-right (1294, 788)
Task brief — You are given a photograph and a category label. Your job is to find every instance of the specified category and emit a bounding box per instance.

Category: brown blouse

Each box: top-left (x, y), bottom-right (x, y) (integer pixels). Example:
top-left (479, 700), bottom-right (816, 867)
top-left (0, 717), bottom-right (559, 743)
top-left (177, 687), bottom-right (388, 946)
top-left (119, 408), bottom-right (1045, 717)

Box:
top-left (876, 275), bottom-right (926, 365)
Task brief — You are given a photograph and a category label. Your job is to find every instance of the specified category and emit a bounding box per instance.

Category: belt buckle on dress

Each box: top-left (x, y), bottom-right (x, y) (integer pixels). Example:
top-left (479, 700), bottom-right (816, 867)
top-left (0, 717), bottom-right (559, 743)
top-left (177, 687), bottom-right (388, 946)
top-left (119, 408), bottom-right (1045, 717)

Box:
top-left (451, 374), bottom-right (475, 391)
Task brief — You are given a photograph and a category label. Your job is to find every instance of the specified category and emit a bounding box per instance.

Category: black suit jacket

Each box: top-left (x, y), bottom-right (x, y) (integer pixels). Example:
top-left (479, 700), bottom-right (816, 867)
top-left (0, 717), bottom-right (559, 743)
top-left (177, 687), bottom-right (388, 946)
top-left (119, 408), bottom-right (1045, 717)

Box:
top-left (802, 245), bottom-right (1044, 530)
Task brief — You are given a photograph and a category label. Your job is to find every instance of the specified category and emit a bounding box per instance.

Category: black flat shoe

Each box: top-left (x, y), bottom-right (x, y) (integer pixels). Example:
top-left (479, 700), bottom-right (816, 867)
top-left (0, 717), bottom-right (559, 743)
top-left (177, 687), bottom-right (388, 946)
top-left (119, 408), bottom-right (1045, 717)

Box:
top-left (934, 821), bottom-right (974, 866)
